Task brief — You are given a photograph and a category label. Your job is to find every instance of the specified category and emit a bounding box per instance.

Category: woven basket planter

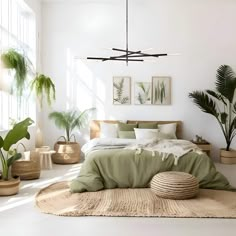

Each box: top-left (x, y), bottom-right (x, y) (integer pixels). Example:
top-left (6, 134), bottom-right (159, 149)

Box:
top-left (52, 141), bottom-right (80, 164)
top-left (220, 149), bottom-right (236, 164)
top-left (0, 177), bottom-right (20, 196)
top-left (11, 151), bottom-right (41, 180)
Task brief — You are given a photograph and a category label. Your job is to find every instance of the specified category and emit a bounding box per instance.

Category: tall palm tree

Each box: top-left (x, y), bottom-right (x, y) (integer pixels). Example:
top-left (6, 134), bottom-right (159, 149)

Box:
top-left (189, 65), bottom-right (236, 151)
top-left (49, 108), bottom-right (95, 142)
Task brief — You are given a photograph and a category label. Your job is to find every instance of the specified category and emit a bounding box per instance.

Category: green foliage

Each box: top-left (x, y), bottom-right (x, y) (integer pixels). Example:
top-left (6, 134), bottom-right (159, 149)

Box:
top-left (1, 49), bottom-right (27, 96)
top-left (0, 118), bottom-right (34, 180)
top-left (189, 65), bottom-right (236, 151)
top-left (136, 82), bottom-right (151, 104)
top-left (153, 80), bottom-right (166, 104)
top-left (113, 78), bottom-right (129, 104)
top-left (30, 74), bottom-right (56, 108)
top-left (49, 108), bottom-right (95, 142)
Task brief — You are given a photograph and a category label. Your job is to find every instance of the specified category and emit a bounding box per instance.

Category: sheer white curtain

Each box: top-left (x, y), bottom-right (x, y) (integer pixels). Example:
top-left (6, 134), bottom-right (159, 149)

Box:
top-left (0, 0), bottom-right (36, 130)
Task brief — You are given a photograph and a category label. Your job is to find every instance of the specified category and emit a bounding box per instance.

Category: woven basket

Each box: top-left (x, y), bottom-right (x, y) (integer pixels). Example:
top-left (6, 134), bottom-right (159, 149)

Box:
top-left (150, 171), bottom-right (199, 200)
top-left (11, 151), bottom-right (41, 180)
top-left (52, 142), bottom-right (80, 164)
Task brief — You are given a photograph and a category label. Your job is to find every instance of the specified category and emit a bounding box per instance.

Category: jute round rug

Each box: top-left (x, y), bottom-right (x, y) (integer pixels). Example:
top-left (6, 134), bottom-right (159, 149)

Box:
top-left (35, 181), bottom-right (236, 218)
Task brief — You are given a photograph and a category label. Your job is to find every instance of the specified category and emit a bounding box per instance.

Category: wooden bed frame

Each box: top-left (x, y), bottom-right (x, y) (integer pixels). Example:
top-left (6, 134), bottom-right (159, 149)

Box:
top-left (90, 120), bottom-right (182, 139)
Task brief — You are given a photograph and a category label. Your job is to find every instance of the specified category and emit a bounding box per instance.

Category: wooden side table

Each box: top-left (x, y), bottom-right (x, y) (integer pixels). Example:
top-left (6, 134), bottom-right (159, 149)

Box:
top-left (191, 141), bottom-right (211, 157)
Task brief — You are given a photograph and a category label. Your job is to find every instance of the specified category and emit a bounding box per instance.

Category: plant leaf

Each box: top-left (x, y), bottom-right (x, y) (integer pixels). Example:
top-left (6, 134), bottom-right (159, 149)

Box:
top-left (3, 118), bottom-right (34, 151)
top-left (7, 153), bottom-right (22, 167)
top-left (216, 65), bottom-right (236, 103)
top-left (0, 136), bottom-right (3, 148)
top-left (189, 91), bottom-right (218, 117)
top-left (220, 112), bottom-right (228, 124)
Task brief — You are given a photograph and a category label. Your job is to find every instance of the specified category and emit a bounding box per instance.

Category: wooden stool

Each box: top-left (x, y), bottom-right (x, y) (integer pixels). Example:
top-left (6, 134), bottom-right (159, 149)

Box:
top-left (39, 150), bottom-right (56, 170)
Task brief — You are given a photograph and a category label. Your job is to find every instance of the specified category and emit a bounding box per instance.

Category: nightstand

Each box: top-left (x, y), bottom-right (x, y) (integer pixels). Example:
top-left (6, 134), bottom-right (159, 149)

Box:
top-left (191, 141), bottom-right (211, 157)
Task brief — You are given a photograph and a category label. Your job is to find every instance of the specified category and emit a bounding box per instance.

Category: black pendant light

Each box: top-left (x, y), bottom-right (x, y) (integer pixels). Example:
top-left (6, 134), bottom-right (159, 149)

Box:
top-left (87, 0), bottom-right (172, 65)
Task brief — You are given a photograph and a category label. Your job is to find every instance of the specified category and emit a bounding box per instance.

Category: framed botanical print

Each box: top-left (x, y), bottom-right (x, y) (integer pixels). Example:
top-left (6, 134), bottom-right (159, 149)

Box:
top-left (152, 76), bottom-right (171, 105)
top-left (134, 82), bottom-right (151, 105)
top-left (113, 76), bottom-right (131, 105)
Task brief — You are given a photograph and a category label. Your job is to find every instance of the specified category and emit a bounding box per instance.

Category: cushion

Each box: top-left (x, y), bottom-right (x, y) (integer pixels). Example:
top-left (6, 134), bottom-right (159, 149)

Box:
top-left (158, 123), bottom-right (177, 139)
top-left (134, 128), bottom-right (158, 140)
top-left (138, 122), bottom-right (158, 129)
top-left (100, 122), bottom-right (118, 138)
top-left (118, 131), bottom-right (136, 139)
top-left (150, 171), bottom-right (199, 200)
top-left (118, 122), bottom-right (137, 131)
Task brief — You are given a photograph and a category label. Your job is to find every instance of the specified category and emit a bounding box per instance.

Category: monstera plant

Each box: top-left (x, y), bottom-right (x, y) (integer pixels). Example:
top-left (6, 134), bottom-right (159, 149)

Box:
top-left (0, 118), bottom-right (34, 195)
top-left (189, 65), bottom-right (236, 164)
top-left (49, 108), bottom-right (95, 164)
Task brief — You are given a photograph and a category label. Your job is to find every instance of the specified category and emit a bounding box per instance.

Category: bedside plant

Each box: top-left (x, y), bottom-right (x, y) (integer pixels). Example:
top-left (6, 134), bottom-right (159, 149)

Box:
top-left (30, 74), bottom-right (56, 108)
top-left (0, 118), bottom-right (34, 195)
top-left (49, 108), bottom-right (95, 164)
top-left (189, 65), bottom-right (236, 164)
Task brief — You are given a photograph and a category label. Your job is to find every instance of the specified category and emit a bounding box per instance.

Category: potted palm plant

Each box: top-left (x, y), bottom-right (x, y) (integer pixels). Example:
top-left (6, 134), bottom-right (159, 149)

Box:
top-left (189, 65), bottom-right (236, 164)
top-left (49, 108), bottom-right (95, 164)
top-left (0, 118), bottom-right (33, 195)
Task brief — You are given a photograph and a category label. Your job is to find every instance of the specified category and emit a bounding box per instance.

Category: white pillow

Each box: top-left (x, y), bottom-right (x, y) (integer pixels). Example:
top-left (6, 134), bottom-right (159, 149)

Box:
top-left (158, 123), bottom-right (177, 139)
top-left (134, 128), bottom-right (158, 140)
top-left (100, 122), bottom-right (118, 138)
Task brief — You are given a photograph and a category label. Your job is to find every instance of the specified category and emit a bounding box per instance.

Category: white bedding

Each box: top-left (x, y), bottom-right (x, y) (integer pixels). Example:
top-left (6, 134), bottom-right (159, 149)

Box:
top-left (82, 138), bottom-right (203, 164)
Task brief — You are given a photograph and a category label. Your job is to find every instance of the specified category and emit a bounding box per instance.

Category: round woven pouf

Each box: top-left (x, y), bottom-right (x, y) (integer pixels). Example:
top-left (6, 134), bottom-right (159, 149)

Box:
top-left (150, 171), bottom-right (199, 200)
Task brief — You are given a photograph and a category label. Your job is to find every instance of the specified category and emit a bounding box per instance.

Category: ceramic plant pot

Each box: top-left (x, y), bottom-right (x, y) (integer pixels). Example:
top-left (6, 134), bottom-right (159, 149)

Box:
top-left (52, 141), bottom-right (80, 164)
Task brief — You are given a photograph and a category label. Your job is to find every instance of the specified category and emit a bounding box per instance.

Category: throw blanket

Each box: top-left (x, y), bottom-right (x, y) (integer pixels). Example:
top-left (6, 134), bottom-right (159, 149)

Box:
top-left (125, 139), bottom-right (203, 165)
top-left (70, 139), bottom-right (235, 193)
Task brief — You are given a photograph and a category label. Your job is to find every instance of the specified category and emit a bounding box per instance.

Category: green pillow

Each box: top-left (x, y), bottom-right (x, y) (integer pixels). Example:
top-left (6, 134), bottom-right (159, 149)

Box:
top-left (118, 122), bottom-right (137, 131)
top-left (138, 122), bottom-right (158, 129)
top-left (118, 131), bottom-right (136, 139)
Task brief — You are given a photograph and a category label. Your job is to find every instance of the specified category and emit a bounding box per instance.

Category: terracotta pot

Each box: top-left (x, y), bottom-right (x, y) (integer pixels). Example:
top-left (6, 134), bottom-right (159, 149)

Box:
top-left (11, 151), bottom-right (41, 180)
top-left (220, 149), bottom-right (236, 164)
top-left (52, 141), bottom-right (80, 164)
top-left (0, 177), bottom-right (20, 196)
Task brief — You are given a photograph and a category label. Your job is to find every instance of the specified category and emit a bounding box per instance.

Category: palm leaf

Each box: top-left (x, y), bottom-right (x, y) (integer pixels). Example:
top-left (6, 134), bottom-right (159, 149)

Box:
top-left (216, 65), bottom-right (236, 103)
top-left (189, 91), bottom-right (218, 117)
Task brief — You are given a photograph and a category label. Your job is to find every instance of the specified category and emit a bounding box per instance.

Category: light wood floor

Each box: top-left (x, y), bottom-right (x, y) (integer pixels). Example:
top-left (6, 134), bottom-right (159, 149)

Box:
top-left (0, 162), bottom-right (236, 236)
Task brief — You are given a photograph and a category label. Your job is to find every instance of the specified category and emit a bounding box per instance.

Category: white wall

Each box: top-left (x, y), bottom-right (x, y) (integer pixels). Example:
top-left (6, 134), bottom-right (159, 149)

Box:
top-left (41, 0), bottom-right (236, 160)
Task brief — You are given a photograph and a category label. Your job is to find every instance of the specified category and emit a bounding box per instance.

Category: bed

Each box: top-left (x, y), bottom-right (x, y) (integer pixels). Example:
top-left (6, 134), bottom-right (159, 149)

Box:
top-left (70, 120), bottom-right (234, 193)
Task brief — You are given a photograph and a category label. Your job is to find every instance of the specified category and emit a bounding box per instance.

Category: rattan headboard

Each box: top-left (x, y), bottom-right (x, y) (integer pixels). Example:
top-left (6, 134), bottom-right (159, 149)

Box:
top-left (90, 120), bottom-right (183, 139)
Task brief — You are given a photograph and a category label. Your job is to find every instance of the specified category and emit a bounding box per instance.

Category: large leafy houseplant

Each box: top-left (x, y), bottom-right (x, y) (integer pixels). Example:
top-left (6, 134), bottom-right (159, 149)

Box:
top-left (1, 49), bottom-right (27, 96)
top-left (0, 118), bottom-right (34, 180)
top-left (189, 65), bottom-right (236, 151)
top-left (48, 108), bottom-right (95, 164)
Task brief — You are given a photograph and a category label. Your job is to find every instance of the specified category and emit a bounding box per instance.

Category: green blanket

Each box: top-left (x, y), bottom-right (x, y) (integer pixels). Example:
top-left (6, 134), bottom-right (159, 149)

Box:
top-left (70, 149), bottom-right (235, 193)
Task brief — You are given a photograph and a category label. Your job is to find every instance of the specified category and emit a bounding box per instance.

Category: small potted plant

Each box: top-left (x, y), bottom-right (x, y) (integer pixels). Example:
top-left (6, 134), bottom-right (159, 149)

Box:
top-left (49, 108), bottom-right (95, 164)
top-left (0, 118), bottom-right (34, 196)
top-left (189, 65), bottom-right (236, 164)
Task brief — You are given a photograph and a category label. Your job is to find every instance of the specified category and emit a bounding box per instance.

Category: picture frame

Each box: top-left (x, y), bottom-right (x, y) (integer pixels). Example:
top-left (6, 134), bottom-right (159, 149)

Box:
top-left (113, 76), bottom-right (131, 105)
top-left (152, 76), bottom-right (171, 105)
top-left (134, 82), bottom-right (152, 105)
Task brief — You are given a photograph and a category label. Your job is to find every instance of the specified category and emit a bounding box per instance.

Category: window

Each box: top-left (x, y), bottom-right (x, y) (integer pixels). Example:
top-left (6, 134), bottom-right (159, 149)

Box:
top-left (0, 0), bottom-right (36, 130)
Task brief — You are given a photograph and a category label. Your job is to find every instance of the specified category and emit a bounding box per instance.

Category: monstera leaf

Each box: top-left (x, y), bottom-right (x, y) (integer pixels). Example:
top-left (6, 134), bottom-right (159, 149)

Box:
top-left (3, 118), bottom-right (34, 151)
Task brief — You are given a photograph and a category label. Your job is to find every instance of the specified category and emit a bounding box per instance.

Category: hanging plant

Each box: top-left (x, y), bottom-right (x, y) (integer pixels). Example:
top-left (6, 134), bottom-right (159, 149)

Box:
top-left (1, 49), bottom-right (27, 96)
top-left (30, 74), bottom-right (56, 108)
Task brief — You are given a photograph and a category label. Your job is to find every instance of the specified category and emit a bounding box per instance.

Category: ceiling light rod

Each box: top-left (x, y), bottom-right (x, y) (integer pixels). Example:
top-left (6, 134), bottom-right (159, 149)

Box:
top-left (86, 0), bottom-right (170, 65)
